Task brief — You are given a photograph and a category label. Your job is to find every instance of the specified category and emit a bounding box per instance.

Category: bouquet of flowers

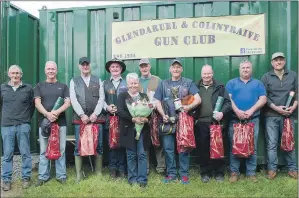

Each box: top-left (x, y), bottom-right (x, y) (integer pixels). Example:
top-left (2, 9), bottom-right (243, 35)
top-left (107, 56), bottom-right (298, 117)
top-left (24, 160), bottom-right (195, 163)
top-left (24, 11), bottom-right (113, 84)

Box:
top-left (126, 97), bottom-right (154, 140)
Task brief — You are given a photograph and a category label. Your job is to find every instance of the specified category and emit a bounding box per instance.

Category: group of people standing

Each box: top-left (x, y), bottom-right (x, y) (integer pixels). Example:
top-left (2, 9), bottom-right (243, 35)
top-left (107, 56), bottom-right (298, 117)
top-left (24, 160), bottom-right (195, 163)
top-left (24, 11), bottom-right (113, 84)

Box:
top-left (0, 52), bottom-right (297, 191)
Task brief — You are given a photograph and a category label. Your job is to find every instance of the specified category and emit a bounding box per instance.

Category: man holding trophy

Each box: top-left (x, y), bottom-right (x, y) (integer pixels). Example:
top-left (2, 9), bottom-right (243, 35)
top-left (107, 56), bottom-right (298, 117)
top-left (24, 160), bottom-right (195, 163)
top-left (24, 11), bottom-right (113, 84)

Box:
top-left (193, 65), bottom-right (231, 183)
top-left (154, 59), bottom-right (201, 184)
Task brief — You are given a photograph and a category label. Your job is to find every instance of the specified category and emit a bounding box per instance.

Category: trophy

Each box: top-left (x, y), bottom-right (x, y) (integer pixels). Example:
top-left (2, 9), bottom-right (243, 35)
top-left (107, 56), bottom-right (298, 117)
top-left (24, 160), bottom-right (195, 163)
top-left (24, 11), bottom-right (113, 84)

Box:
top-left (171, 86), bottom-right (182, 111)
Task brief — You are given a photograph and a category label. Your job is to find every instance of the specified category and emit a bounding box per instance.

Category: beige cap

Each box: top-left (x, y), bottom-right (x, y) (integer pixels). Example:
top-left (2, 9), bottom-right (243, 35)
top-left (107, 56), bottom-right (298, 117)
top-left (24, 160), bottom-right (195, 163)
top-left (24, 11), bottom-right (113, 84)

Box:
top-left (271, 52), bottom-right (285, 60)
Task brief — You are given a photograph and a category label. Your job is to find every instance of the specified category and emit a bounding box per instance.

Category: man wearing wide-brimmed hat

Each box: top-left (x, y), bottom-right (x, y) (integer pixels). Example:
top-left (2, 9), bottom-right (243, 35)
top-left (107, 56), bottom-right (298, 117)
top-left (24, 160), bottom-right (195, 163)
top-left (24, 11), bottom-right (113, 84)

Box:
top-left (102, 58), bottom-right (128, 179)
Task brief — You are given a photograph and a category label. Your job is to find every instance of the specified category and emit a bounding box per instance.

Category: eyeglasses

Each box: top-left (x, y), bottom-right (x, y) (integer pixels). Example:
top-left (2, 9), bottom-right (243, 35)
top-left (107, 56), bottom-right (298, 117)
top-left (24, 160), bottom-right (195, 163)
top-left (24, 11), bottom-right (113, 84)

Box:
top-left (10, 72), bottom-right (21, 75)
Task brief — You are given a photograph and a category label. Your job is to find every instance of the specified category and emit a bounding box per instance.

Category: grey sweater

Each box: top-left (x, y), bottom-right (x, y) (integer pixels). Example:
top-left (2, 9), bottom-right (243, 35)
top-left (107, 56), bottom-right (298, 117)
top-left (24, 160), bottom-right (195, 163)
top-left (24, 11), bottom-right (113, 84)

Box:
top-left (261, 69), bottom-right (298, 117)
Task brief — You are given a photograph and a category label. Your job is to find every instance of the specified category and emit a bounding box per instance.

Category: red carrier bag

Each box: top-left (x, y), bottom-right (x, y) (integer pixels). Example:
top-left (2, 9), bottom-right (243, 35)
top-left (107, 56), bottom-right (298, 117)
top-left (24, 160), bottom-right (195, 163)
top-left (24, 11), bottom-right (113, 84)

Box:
top-left (176, 112), bottom-right (196, 153)
top-left (149, 110), bottom-right (160, 148)
top-left (281, 118), bottom-right (295, 152)
top-left (45, 123), bottom-right (61, 160)
top-left (78, 123), bottom-right (99, 156)
top-left (109, 115), bottom-right (120, 149)
top-left (232, 121), bottom-right (254, 158)
top-left (210, 124), bottom-right (224, 159)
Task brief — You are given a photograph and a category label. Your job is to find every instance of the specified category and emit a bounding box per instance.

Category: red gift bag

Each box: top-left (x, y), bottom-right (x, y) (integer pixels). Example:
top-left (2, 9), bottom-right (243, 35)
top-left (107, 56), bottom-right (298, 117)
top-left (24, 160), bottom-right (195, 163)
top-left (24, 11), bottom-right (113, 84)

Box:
top-left (176, 112), bottom-right (196, 153)
top-left (232, 122), bottom-right (254, 158)
top-left (78, 124), bottom-right (99, 156)
top-left (281, 118), bottom-right (295, 152)
top-left (210, 124), bottom-right (224, 159)
top-left (109, 115), bottom-right (120, 149)
top-left (45, 123), bottom-right (61, 160)
top-left (149, 110), bottom-right (160, 148)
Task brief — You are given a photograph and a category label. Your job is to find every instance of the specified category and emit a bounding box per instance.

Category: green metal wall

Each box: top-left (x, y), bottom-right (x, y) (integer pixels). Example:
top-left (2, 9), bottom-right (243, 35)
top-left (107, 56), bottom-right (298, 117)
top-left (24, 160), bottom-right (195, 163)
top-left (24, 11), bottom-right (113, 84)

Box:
top-left (39, 1), bottom-right (298, 164)
top-left (0, 1), bottom-right (39, 154)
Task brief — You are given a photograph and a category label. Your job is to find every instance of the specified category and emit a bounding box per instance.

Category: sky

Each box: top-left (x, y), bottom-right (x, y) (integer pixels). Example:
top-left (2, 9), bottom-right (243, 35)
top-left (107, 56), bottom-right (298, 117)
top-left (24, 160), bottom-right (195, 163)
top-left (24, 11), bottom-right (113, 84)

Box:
top-left (11, 1), bottom-right (152, 18)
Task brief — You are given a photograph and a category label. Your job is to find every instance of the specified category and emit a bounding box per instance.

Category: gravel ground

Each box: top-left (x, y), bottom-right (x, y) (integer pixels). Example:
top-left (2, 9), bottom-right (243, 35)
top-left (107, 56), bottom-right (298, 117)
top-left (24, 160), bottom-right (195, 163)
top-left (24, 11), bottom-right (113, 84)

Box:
top-left (1, 154), bottom-right (39, 182)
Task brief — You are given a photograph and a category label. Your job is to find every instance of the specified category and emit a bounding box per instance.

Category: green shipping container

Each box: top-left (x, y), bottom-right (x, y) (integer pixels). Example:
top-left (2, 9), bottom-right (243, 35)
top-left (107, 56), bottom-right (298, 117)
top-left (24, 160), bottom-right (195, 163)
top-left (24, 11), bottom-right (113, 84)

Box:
top-left (39, 1), bottom-right (298, 165)
top-left (0, 1), bottom-right (39, 154)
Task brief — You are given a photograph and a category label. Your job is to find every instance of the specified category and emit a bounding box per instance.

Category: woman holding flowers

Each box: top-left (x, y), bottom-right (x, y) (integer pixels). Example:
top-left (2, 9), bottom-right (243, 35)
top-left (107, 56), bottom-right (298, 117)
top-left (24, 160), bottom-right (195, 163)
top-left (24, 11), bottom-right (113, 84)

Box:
top-left (117, 73), bottom-right (152, 188)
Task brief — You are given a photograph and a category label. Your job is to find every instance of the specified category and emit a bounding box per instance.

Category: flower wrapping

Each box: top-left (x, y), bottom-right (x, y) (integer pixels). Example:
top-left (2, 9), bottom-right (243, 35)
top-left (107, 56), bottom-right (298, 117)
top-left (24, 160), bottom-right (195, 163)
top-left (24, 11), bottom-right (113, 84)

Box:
top-left (149, 110), bottom-right (160, 147)
top-left (78, 124), bottom-right (99, 156)
top-left (281, 118), bottom-right (295, 152)
top-left (126, 98), bottom-right (154, 140)
top-left (176, 112), bottom-right (196, 153)
top-left (232, 122), bottom-right (254, 158)
top-left (45, 123), bottom-right (61, 160)
top-left (109, 115), bottom-right (120, 149)
top-left (210, 124), bottom-right (224, 159)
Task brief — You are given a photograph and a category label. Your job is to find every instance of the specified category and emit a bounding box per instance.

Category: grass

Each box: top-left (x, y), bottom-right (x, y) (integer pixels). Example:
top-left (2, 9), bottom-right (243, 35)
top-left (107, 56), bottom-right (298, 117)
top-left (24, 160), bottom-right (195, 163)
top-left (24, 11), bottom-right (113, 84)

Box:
top-left (7, 165), bottom-right (295, 198)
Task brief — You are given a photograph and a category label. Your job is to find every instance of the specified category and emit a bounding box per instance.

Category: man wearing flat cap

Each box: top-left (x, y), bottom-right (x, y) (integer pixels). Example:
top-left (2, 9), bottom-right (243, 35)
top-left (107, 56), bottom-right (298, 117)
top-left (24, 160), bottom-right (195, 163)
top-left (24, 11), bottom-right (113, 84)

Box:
top-left (69, 57), bottom-right (105, 182)
top-left (102, 58), bottom-right (128, 179)
top-left (138, 58), bottom-right (166, 176)
top-left (261, 52), bottom-right (298, 180)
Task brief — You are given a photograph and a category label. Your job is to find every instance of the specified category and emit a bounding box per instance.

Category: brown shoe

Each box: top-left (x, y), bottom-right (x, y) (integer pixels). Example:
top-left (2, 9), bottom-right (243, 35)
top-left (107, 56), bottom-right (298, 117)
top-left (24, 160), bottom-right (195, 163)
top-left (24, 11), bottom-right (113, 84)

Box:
top-left (229, 172), bottom-right (238, 183)
top-left (22, 179), bottom-right (30, 189)
top-left (267, 170), bottom-right (277, 180)
top-left (2, 181), bottom-right (11, 191)
top-left (248, 175), bottom-right (258, 183)
top-left (288, 171), bottom-right (298, 179)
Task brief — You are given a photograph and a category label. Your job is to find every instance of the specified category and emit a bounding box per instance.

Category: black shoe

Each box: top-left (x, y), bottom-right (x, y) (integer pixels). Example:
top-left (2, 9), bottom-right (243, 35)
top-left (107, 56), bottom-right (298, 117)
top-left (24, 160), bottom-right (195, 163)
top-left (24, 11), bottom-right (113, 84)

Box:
top-left (110, 169), bottom-right (117, 179)
top-left (56, 178), bottom-right (66, 184)
top-left (118, 171), bottom-right (126, 178)
top-left (2, 181), bottom-right (11, 191)
top-left (201, 175), bottom-right (210, 183)
top-left (139, 183), bottom-right (147, 188)
top-left (35, 179), bottom-right (47, 187)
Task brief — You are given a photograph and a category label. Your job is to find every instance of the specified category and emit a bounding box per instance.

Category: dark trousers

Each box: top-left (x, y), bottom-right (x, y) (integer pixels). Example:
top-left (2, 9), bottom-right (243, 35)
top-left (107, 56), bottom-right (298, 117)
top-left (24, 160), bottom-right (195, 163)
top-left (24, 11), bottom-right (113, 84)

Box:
top-left (194, 121), bottom-right (225, 177)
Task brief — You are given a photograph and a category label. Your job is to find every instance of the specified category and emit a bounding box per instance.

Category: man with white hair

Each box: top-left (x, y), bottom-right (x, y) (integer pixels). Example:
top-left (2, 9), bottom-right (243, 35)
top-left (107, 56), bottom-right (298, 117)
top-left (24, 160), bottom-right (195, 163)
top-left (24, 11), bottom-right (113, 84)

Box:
top-left (154, 58), bottom-right (201, 184)
top-left (0, 65), bottom-right (35, 191)
top-left (34, 61), bottom-right (71, 186)
top-left (193, 64), bottom-right (231, 183)
top-left (70, 57), bottom-right (105, 183)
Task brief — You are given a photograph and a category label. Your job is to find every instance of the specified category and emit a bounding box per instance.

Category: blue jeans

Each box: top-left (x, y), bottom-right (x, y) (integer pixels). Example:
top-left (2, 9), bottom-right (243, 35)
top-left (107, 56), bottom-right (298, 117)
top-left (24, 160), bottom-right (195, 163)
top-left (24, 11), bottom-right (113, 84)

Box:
top-left (74, 124), bottom-right (103, 156)
top-left (105, 129), bottom-right (126, 172)
top-left (265, 117), bottom-right (298, 172)
top-left (1, 124), bottom-right (32, 182)
top-left (161, 134), bottom-right (190, 178)
top-left (228, 118), bottom-right (259, 176)
top-left (126, 133), bottom-right (147, 184)
top-left (38, 126), bottom-right (66, 181)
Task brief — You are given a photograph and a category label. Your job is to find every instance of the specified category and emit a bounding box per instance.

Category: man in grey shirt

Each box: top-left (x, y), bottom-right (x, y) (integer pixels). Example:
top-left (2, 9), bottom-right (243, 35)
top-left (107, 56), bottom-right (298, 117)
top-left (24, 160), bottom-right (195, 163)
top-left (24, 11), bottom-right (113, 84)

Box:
top-left (69, 57), bottom-right (105, 183)
top-left (261, 52), bottom-right (298, 180)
